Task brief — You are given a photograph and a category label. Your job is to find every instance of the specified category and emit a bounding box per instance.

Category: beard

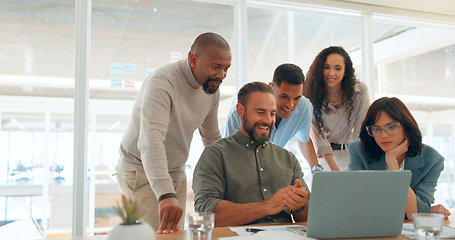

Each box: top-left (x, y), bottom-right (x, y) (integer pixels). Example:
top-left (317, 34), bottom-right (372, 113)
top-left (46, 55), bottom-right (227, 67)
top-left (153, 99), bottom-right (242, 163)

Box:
top-left (242, 113), bottom-right (273, 144)
top-left (202, 78), bottom-right (221, 95)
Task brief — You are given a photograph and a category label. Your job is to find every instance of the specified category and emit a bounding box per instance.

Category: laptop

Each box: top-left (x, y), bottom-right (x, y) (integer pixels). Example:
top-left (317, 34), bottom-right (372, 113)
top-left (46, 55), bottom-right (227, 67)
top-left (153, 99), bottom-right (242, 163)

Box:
top-left (306, 170), bottom-right (411, 239)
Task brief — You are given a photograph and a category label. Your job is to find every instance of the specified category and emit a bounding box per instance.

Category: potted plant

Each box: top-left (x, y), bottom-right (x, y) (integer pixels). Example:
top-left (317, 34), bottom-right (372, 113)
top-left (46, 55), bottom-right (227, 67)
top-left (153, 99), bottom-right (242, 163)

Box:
top-left (107, 195), bottom-right (156, 240)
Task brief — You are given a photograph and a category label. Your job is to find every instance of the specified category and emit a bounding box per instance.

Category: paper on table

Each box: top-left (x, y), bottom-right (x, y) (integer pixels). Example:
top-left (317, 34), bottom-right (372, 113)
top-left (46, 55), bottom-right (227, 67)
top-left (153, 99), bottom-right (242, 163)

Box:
top-left (229, 224), bottom-right (306, 236)
top-left (219, 230), bottom-right (316, 240)
top-left (401, 223), bottom-right (455, 239)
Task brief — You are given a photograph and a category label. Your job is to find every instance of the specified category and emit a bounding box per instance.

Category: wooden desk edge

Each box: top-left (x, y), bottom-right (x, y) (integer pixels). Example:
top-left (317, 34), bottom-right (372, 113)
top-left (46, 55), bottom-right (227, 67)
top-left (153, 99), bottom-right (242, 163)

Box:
top-left (63, 214), bottom-right (455, 240)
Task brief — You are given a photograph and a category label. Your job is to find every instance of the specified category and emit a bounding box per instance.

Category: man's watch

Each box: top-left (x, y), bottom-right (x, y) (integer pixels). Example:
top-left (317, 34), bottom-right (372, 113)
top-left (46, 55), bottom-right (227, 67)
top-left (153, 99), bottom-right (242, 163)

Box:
top-left (311, 164), bottom-right (323, 173)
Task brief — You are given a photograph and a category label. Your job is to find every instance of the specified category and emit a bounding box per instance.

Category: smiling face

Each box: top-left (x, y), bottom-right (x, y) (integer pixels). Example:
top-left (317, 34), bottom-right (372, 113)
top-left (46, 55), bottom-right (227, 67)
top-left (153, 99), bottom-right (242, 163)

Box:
top-left (373, 111), bottom-right (406, 153)
top-left (237, 91), bottom-right (276, 144)
top-left (323, 53), bottom-right (345, 89)
top-left (189, 44), bottom-right (231, 94)
top-left (272, 81), bottom-right (303, 119)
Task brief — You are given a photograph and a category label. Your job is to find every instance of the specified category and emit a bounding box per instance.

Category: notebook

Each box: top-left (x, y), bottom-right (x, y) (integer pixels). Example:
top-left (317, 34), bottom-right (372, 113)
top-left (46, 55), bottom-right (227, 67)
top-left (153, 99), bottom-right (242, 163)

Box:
top-left (306, 170), bottom-right (411, 239)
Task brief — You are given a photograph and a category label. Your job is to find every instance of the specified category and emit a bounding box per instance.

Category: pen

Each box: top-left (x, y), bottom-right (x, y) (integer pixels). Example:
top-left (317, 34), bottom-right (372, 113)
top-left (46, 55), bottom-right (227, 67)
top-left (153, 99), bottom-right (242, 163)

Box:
top-left (246, 228), bottom-right (264, 233)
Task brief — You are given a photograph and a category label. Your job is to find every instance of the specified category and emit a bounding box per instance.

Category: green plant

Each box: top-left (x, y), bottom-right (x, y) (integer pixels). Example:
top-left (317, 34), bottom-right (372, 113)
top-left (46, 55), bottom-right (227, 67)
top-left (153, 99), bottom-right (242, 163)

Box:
top-left (114, 195), bottom-right (146, 225)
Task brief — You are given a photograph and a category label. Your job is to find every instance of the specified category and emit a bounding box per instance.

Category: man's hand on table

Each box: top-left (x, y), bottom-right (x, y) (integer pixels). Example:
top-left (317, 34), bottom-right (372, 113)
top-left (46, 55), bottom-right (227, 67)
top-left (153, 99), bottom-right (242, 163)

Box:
top-left (157, 197), bottom-right (183, 234)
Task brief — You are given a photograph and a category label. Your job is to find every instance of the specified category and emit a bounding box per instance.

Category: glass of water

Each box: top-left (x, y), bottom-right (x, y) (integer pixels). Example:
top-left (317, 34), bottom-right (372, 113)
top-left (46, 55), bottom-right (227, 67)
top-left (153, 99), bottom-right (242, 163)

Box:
top-left (412, 213), bottom-right (444, 240)
top-left (186, 212), bottom-right (215, 240)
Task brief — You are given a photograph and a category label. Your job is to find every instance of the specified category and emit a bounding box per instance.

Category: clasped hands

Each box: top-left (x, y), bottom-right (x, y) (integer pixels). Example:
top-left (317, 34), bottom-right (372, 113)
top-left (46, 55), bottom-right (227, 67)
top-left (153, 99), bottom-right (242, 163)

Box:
top-left (266, 179), bottom-right (309, 214)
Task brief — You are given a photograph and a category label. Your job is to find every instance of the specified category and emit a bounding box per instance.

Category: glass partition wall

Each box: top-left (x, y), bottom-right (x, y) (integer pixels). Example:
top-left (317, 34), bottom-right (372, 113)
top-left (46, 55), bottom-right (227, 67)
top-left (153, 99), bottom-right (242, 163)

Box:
top-left (0, 0), bottom-right (76, 237)
top-left (0, 0), bottom-right (454, 238)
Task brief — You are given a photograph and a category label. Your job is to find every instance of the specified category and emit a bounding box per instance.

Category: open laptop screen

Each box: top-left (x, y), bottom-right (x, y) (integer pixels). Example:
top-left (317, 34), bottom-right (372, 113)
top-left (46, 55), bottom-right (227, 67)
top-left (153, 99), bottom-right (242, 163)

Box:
top-left (306, 171), bottom-right (411, 239)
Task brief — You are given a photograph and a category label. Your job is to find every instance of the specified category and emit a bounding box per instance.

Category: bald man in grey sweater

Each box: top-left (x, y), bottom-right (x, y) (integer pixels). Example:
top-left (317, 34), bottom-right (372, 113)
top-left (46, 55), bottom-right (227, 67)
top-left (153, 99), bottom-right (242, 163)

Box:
top-left (116, 32), bottom-right (231, 234)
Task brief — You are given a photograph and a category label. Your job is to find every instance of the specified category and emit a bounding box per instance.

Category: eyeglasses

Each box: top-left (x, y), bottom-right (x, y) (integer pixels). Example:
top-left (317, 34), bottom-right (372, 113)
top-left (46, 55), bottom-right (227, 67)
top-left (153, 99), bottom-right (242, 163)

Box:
top-left (366, 122), bottom-right (401, 137)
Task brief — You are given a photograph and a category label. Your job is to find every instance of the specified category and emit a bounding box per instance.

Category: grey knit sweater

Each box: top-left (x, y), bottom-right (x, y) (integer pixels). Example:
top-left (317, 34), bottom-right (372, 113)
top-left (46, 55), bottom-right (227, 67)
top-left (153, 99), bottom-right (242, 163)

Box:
top-left (117, 58), bottom-right (221, 199)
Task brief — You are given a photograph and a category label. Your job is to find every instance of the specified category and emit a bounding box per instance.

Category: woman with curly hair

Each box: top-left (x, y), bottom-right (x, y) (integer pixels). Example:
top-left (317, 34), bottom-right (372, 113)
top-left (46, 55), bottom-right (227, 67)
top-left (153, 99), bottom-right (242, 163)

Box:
top-left (304, 46), bottom-right (370, 171)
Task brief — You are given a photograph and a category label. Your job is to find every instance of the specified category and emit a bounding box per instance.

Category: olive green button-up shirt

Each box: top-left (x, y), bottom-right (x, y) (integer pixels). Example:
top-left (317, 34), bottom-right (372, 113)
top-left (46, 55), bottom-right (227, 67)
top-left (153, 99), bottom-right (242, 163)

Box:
top-left (192, 131), bottom-right (308, 224)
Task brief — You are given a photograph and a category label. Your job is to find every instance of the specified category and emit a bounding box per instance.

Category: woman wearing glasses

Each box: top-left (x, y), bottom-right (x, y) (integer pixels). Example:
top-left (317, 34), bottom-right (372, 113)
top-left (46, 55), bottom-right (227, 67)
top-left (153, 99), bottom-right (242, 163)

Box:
top-left (349, 97), bottom-right (451, 219)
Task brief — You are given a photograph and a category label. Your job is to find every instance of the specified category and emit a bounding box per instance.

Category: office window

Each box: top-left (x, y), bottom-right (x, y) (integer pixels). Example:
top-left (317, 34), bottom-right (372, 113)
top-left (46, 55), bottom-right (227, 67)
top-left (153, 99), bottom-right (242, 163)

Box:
top-left (0, 5), bottom-right (75, 191)
top-left (0, 0), bottom-right (76, 236)
top-left (379, 44), bottom-right (455, 98)
top-left (246, 7), bottom-right (362, 83)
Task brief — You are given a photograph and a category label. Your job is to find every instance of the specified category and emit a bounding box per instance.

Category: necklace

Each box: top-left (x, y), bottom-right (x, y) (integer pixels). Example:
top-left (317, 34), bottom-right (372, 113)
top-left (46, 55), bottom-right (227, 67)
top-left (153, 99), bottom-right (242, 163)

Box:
top-left (330, 98), bottom-right (341, 106)
top-left (327, 88), bottom-right (343, 106)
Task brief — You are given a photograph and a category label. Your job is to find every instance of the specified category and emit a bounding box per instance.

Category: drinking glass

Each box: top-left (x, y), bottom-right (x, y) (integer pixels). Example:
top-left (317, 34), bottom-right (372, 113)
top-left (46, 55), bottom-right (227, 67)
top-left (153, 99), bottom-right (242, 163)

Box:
top-left (186, 212), bottom-right (215, 240)
top-left (412, 213), bottom-right (444, 240)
